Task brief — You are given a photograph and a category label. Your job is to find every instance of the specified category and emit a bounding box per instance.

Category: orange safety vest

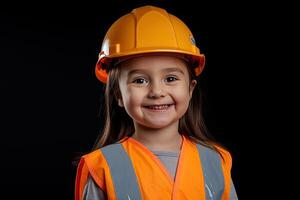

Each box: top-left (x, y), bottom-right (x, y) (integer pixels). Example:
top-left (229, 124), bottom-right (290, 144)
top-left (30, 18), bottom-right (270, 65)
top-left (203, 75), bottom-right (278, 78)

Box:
top-left (75, 134), bottom-right (232, 200)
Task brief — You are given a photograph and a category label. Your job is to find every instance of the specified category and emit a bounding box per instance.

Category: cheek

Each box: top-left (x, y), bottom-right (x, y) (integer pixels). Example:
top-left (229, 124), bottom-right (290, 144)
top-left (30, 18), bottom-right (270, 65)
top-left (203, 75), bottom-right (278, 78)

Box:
top-left (172, 85), bottom-right (191, 103)
top-left (172, 89), bottom-right (191, 113)
top-left (175, 93), bottom-right (191, 107)
top-left (123, 87), bottom-right (145, 107)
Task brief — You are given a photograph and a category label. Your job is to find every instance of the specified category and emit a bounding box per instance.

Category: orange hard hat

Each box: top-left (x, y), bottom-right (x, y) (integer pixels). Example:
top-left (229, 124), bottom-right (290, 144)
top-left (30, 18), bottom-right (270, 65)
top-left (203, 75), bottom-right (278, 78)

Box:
top-left (95, 5), bottom-right (205, 83)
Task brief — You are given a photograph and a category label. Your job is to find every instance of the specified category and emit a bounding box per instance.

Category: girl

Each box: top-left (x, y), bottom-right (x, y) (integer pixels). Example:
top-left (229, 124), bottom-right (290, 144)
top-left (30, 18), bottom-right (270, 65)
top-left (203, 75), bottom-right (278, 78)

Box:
top-left (75, 5), bottom-right (238, 200)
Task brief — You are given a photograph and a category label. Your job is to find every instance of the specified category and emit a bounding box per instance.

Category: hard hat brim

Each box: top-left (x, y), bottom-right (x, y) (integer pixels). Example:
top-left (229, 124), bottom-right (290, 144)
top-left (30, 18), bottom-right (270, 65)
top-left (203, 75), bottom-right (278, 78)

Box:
top-left (95, 50), bottom-right (205, 84)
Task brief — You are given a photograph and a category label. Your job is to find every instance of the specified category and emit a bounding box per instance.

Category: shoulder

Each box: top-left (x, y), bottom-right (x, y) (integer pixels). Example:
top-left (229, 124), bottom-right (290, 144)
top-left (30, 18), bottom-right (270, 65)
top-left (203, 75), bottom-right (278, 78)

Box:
top-left (213, 144), bottom-right (232, 171)
top-left (78, 149), bottom-right (107, 175)
top-left (75, 143), bottom-right (126, 200)
top-left (82, 148), bottom-right (104, 162)
top-left (80, 142), bottom-right (126, 175)
top-left (190, 139), bottom-right (232, 170)
top-left (195, 143), bottom-right (233, 180)
top-left (77, 148), bottom-right (111, 190)
top-left (83, 142), bottom-right (122, 161)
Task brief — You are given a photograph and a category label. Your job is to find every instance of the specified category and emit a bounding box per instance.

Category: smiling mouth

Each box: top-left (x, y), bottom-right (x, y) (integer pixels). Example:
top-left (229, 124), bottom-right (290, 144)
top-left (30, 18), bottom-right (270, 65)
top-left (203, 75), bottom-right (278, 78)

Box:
top-left (143, 104), bottom-right (174, 110)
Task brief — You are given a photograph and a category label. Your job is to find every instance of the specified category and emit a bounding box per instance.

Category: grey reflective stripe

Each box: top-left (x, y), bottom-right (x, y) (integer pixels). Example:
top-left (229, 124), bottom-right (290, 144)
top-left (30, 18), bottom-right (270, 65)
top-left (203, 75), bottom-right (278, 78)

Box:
top-left (196, 144), bottom-right (225, 200)
top-left (100, 143), bottom-right (142, 200)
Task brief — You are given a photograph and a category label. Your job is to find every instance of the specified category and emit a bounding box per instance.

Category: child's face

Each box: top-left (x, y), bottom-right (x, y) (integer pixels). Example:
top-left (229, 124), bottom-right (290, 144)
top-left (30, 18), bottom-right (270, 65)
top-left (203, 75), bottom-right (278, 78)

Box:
top-left (117, 55), bottom-right (197, 129)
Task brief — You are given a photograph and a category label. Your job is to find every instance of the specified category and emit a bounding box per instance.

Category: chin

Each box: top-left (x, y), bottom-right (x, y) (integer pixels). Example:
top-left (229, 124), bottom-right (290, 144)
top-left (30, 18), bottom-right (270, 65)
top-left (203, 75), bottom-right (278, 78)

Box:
top-left (139, 119), bottom-right (176, 129)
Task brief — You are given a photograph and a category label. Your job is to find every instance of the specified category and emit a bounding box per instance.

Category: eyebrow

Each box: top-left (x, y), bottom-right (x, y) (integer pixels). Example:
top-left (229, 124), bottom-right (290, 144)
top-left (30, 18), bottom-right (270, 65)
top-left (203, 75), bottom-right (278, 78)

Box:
top-left (128, 67), bottom-right (185, 76)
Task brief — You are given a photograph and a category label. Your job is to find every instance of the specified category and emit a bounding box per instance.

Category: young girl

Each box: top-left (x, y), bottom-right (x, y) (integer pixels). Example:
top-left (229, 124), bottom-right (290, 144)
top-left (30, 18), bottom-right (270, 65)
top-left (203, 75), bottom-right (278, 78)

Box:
top-left (75, 5), bottom-right (238, 200)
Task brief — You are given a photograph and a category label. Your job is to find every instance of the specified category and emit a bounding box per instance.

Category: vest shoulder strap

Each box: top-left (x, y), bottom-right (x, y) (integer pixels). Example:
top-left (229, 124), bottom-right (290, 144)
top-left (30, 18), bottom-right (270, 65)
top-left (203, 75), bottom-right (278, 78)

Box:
top-left (196, 143), bottom-right (226, 200)
top-left (100, 143), bottom-right (142, 200)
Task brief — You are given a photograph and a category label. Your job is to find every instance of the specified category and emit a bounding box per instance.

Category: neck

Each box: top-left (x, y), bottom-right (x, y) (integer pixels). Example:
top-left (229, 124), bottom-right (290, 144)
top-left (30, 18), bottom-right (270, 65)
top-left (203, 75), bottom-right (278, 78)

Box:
top-left (131, 121), bottom-right (183, 152)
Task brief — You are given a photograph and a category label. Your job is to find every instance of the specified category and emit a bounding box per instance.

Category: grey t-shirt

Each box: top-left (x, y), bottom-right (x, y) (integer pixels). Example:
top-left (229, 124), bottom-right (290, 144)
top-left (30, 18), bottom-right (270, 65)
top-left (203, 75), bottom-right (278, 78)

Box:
top-left (82, 149), bottom-right (238, 199)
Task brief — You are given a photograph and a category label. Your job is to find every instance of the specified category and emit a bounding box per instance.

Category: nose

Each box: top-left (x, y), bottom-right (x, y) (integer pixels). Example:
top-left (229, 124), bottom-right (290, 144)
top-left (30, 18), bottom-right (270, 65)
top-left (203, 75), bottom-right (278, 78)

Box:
top-left (147, 80), bottom-right (166, 98)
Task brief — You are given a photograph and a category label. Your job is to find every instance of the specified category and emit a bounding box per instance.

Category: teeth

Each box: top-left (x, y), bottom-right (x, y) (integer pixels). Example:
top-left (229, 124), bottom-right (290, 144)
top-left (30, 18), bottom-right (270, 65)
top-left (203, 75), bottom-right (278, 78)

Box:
top-left (147, 104), bottom-right (170, 109)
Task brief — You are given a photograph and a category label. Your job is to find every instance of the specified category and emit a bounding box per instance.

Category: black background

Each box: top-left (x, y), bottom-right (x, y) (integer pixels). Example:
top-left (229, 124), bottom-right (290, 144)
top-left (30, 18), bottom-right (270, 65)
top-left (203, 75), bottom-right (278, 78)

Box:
top-left (1, 0), bottom-right (288, 199)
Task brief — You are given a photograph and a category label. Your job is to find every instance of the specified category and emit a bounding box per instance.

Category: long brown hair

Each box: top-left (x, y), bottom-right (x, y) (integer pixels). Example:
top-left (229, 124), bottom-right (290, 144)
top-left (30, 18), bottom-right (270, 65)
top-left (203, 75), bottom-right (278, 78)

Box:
top-left (92, 54), bottom-right (225, 157)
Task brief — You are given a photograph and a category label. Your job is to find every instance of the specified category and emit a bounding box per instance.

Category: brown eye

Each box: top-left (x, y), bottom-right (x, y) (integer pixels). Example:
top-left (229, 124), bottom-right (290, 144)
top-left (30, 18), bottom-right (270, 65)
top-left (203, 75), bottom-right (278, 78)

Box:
top-left (165, 76), bottom-right (178, 82)
top-left (133, 78), bottom-right (147, 84)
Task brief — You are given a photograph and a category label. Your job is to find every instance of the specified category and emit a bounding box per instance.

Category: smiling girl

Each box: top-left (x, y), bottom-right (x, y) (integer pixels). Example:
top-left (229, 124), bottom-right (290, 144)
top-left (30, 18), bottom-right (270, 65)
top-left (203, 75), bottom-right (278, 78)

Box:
top-left (75, 5), bottom-right (238, 200)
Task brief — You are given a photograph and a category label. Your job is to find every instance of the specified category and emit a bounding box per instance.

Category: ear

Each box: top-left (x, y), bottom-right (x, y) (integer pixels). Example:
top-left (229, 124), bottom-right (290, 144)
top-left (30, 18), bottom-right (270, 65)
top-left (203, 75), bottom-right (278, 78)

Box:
top-left (115, 88), bottom-right (124, 107)
top-left (118, 98), bottom-right (124, 107)
top-left (189, 80), bottom-right (197, 97)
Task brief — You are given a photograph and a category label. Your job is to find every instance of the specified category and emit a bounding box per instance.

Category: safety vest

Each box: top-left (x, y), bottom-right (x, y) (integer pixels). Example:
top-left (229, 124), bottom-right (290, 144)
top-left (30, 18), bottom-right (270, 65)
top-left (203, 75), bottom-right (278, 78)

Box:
top-left (75, 134), bottom-right (232, 200)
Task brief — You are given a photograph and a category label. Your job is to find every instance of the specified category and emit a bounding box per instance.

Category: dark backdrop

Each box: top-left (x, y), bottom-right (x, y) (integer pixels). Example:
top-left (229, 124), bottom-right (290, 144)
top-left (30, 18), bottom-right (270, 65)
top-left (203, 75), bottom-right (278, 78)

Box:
top-left (1, 0), bottom-right (285, 199)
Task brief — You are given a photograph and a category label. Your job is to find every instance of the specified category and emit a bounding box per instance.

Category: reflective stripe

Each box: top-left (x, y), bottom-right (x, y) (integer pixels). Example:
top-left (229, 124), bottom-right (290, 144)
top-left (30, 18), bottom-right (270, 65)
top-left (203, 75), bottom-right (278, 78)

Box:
top-left (101, 143), bottom-right (142, 200)
top-left (196, 144), bottom-right (225, 200)
top-left (101, 142), bottom-right (225, 200)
